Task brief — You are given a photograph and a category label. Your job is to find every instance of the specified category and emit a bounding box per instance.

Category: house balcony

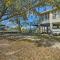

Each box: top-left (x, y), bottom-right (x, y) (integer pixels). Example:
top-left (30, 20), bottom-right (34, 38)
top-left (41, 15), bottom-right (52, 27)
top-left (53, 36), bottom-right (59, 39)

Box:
top-left (41, 12), bottom-right (60, 24)
top-left (41, 17), bottom-right (60, 24)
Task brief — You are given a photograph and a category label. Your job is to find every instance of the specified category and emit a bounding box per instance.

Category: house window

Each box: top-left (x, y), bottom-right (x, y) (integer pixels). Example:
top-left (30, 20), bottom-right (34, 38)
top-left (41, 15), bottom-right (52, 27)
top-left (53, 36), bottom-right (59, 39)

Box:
top-left (57, 11), bottom-right (60, 18)
top-left (53, 26), bottom-right (57, 29)
top-left (52, 11), bottom-right (56, 19)
top-left (59, 26), bottom-right (60, 28)
top-left (53, 14), bottom-right (56, 19)
top-left (44, 14), bottom-right (49, 20)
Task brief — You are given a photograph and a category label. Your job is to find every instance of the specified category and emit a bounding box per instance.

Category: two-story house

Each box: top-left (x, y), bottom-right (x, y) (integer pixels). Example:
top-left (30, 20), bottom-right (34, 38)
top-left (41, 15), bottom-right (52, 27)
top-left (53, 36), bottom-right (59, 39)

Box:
top-left (40, 9), bottom-right (60, 34)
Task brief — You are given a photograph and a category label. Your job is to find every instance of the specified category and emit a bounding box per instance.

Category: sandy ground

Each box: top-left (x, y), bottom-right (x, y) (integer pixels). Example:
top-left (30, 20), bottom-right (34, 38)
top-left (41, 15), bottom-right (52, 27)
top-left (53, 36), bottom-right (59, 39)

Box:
top-left (0, 37), bottom-right (60, 60)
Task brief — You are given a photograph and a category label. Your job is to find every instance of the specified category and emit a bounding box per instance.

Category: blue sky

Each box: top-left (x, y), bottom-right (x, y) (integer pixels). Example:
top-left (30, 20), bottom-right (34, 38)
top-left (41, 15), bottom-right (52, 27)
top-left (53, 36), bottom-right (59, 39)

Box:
top-left (1, 6), bottom-right (53, 28)
top-left (36, 6), bottom-right (53, 13)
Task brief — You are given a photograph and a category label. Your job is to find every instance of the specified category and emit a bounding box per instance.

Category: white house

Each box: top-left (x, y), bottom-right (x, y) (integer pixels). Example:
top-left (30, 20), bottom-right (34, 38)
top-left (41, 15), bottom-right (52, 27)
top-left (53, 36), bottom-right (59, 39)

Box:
top-left (40, 10), bottom-right (60, 34)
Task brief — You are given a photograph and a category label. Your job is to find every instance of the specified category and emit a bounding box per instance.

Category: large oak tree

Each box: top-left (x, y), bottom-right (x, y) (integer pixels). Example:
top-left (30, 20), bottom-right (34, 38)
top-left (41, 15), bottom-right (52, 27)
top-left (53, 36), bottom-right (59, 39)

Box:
top-left (0, 0), bottom-right (60, 31)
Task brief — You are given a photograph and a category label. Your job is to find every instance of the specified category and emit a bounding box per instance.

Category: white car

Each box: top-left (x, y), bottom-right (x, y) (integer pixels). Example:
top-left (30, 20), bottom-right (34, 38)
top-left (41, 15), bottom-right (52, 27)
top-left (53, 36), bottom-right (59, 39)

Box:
top-left (51, 29), bottom-right (60, 35)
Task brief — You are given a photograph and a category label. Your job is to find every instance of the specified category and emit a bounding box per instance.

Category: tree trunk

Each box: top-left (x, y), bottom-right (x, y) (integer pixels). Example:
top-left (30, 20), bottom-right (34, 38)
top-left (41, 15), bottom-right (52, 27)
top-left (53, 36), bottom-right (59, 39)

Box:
top-left (16, 16), bottom-right (21, 32)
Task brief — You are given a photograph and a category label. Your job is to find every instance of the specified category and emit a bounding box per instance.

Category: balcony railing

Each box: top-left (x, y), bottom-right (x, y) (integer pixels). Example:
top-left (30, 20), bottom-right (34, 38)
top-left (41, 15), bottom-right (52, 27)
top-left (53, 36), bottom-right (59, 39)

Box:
top-left (41, 12), bottom-right (60, 24)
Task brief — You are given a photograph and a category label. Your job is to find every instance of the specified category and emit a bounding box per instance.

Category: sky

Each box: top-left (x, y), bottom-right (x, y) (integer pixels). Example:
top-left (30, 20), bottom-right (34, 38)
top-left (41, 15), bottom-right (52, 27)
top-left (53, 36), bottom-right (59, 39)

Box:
top-left (36, 5), bottom-right (53, 13)
top-left (1, 6), bottom-right (53, 28)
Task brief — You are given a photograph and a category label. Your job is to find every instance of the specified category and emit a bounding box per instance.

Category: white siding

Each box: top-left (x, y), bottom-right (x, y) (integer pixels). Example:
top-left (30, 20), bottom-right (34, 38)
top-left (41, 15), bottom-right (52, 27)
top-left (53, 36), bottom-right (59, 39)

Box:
top-left (41, 11), bottom-right (60, 24)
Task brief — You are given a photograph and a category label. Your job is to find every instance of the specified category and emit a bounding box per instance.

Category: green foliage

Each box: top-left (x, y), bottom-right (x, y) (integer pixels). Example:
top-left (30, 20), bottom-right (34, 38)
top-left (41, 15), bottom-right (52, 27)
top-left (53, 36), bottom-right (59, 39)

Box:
top-left (0, 24), bottom-right (5, 27)
top-left (0, 0), bottom-right (60, 31)
top-left (0, 0), bottom-right (60, 20)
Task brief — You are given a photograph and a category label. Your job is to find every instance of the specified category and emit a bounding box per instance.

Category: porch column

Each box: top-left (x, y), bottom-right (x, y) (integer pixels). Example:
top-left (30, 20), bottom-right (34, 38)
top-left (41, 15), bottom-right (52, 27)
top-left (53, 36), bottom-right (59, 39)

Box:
top-left (49, 13), bottom-right (53, 30)
top-left (44, 26), bottom-right (45, 32)
top-left (42, 26), bottom-right (43, 33)
top-left (47, 26), bottom-right (48, 33)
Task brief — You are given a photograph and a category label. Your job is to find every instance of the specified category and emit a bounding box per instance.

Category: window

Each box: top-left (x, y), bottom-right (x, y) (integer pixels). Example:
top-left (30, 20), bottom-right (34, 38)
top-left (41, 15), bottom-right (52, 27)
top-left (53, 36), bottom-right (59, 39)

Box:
top-left (52, 11), bottom-right (56, 19)
top-left (44, 14), bottom-right (49, 20)
top-left (53, 26), bottom-right (57, 29)
top-left (57, 11), bottom-right (60, 18)
top-left (53, 14), bottom-right (56, 19)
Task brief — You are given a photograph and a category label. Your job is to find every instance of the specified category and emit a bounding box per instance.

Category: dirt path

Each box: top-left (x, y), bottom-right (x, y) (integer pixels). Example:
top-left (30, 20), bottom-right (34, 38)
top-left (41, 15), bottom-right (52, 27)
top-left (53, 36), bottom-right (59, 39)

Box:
top-left (4, 49), bottom-right (21, 55)
top-left (52, 42), bottom-right (60, 49)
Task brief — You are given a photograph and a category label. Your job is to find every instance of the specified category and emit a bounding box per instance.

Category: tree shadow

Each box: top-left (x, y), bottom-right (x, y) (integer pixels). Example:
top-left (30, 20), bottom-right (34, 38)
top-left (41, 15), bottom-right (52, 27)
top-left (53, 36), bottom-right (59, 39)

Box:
top-left (35, 39), bottom-right (58, 47)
